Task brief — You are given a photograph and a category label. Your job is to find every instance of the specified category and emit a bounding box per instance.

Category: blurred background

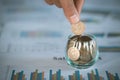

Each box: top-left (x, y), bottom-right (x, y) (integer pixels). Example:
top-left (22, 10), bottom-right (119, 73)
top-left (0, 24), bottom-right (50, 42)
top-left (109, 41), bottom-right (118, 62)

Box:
top-left (0, 0), bottom-right (120, 80)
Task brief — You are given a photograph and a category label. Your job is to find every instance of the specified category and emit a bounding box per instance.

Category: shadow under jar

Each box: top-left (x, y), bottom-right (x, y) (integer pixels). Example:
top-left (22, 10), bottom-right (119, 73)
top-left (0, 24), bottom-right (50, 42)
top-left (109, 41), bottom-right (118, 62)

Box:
top-left (66, 34), bottom-right (99, 69)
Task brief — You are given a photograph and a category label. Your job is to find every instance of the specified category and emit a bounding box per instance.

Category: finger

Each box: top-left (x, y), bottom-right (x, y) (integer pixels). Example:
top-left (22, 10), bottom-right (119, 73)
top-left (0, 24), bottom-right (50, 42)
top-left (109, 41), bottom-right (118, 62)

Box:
top-left (59, 0), bottom-right (80, 24)
top-left (74, 0), bottom-right (84, 15)
top-left (53, 0), bottom-right (62, 8)
top-left (45, 0), bottom-right (54, 5)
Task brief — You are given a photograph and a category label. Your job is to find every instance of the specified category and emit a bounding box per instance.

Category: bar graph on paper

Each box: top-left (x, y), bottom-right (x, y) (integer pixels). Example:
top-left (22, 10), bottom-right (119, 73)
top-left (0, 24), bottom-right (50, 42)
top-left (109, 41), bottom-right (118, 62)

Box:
top-left (8, 69), bottom-right (119, 80)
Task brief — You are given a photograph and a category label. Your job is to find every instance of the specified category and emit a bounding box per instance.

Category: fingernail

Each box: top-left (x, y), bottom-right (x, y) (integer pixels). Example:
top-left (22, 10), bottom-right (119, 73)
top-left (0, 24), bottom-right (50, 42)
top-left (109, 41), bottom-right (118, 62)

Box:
top-left (69, 14), bottom-right (79, 24)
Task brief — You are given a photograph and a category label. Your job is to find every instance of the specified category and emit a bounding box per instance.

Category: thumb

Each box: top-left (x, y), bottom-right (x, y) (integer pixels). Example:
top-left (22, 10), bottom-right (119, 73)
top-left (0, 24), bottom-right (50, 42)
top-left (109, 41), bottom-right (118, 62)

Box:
top-left (59, 0), bottom-right (79, 24)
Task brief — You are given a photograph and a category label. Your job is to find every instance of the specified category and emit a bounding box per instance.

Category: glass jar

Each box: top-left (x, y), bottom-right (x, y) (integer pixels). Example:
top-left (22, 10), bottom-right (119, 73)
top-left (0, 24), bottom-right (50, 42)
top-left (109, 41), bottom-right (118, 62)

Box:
top-left (65, 34), bottom-right (99, 69)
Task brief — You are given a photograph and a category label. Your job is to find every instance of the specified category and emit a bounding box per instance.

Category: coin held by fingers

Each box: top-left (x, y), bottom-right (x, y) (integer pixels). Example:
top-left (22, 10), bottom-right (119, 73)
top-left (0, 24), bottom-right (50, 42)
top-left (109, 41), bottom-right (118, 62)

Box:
top-left (71, 21), bottom-right (85, 35)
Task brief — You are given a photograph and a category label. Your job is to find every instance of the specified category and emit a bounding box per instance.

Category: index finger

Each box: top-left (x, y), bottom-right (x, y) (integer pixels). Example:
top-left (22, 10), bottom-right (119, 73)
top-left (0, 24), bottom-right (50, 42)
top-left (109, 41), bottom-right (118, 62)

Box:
top-left (45, 0), bottom-right (54, 5)
top-left (74, 0), bottom-right (84, 15)
top-left (59, 0), bottom-right (80, 24)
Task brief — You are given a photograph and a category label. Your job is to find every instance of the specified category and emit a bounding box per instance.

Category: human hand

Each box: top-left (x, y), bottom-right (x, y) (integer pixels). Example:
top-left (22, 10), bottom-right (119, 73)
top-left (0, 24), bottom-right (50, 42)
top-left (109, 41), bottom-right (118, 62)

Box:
top-left (45, 0), bottom-right (84, 24)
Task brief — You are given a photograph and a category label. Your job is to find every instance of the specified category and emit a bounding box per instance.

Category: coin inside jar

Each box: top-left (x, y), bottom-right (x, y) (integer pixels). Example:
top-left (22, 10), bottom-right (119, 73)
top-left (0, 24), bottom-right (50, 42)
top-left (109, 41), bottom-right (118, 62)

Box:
top-left (67, 47), bottom-right (80, 61)
top-left (71, 21), bottom-right (85, 35)
top-left (66, 34), bottom-right (99, 69)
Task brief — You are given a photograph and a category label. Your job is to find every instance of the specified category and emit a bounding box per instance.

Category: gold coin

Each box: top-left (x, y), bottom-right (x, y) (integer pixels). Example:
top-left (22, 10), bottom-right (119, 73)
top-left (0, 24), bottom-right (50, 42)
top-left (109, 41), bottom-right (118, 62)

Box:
top-left (71, 21), bottom-right (85, 35)
top-left (67, 47), bottom-right (80, 61)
